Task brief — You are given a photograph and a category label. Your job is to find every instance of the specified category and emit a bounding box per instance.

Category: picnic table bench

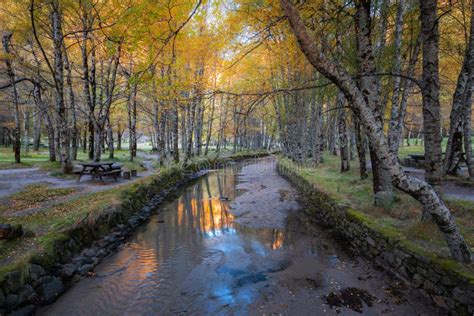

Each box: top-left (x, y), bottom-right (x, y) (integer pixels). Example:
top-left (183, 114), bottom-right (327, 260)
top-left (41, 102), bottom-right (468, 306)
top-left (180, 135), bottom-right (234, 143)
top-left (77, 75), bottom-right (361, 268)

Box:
top-left (75, 162), bottom-right (122, 183)
top-left (408, 154), bottom-right (426, 163)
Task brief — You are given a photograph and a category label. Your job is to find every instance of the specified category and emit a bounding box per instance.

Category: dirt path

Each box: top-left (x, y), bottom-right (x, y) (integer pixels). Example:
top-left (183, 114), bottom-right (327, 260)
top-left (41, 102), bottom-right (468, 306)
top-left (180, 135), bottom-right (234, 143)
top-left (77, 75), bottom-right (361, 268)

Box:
top-left (404, 167), bottom-right (474, 201)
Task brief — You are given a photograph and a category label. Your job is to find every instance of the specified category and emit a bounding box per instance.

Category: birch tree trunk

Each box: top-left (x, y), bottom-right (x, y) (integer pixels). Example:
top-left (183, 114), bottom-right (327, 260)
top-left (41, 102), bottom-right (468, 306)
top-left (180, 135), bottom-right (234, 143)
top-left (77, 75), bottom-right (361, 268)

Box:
top-left (64, 49), bottom-right (77, 160)
top-left (127, 83), bottom-right (138, 162)
top-left (172, 106), bottom-right (180, 163)
top-left (33, 110), bottom-right (41, 151)
top-left (33, 83), bottom-right (55, 161)
top-left (420, 0), bottom-right (443, 191)
top-left (2, 32), bottom-right (21, 163)
top-left (280, 0), bottom-right (471, 262)
top-left (355, 118), bottom-right (368, 179)
top-left (337, 92), bottom-right (350, 172)
top-left (51, 0), bottom-right (72, 173)
top-left (23, 111), bottom-right (30, 153)
top-left (107, 117), bottom-right (114, 159)
top-left (444, 1), bottom-right (474, 179)
top-left (354, 0), bottom-right (393, 205)
top-left (387, 0), bottom-right (405, 154)
top-left (205, 95), bottom-right (217, 156)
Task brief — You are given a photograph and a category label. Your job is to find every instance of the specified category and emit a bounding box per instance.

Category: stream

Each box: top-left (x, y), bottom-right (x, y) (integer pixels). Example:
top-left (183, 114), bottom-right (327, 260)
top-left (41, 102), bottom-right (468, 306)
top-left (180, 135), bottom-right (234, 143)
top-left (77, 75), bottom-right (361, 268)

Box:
top-left (40, 158), bottom-right (436, 315)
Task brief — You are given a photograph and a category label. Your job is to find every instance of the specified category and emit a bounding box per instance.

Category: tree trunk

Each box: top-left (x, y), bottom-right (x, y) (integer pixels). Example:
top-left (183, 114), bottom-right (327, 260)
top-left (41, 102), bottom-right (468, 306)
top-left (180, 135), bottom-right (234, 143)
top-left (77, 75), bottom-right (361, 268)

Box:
top-left (354, 0), bottom-right (393, 205)
top-left (2, 33), bottom-right (21, 163)
top-left (106, 117), bottom-right (113, 159)
top-left (463, 97), bottom-right (474, 179)
top-left (445, 1), bottom-right (474, 179)
top-left (387, 0), bottom-right (405, 154)
top-left (51, 0), bottom-right (72, 173)
top-left (172, 106), bottom-right (180, 163)
top-left (205, 94), bottom-right (217, 156)
top-left (337, 92), bottom-right (350, 172)
top-left (82, 125), bottom-right (87, 153)
top-left (93, 126), bottom-right (102, 162)
top-left (23, 111), bottom-right (30, 153)
top-left (33, 110), bottom-right (41, 151)
top-left (127, 83), bottom-right (138, 162)
top-left (64, 48), bottom-right (78, 160)
top-left (33, 83), bottom-right (55, 161)
top-left (117, 126), bottom-right (122, 151)
top-left (280, 0), bottom-right (471, 262)
top-left (355, 118), bottom-right (368, 179)
top-left (420, 0), bottom-right (443, 192)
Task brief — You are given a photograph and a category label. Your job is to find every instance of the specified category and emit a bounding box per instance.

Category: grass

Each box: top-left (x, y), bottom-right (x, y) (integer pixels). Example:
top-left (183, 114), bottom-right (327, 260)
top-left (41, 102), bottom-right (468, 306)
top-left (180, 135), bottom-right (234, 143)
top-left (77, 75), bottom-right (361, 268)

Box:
top-left (397, 136), bottom-right (474, 158)
top-left (281, 152), bottom-right (474, 262)
top-left (0, 184), bottom-right (76, 213)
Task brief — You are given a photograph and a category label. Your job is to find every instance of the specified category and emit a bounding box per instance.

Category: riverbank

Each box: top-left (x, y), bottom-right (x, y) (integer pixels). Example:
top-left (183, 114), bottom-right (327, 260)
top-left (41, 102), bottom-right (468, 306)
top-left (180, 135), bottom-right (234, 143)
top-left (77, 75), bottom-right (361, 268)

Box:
top-left (277, 158), bottom-right (474, 314)
top-left (0, 151), bottom-right (269, 314)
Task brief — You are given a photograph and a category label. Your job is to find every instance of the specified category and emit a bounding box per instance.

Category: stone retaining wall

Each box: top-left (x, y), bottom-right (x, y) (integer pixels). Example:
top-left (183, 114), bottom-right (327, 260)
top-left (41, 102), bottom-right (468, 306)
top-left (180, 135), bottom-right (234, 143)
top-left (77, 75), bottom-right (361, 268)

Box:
top-left (277, 160), bottom-right (474, 315)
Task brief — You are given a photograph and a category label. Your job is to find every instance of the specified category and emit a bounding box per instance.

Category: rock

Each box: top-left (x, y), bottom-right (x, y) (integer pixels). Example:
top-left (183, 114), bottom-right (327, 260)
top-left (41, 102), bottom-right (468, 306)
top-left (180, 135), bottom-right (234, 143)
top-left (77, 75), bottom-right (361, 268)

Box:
top-left (0, 224), bottom-right (12, 239)
top-left (6, 225), bottom-right (23, 240)
top-left (440, 275), bottom-right (456, 287)
top-left (96, 248), bottom-right (108, 258)
top-left (9, 305), bottom-right (36, 316)
top-left (5, 294), bottom-right (19, 309)
top-left (3, 271), bottom-right (23, 293)
top-left (60, 263), bottom-right (78, 278)
top-left (452, 287), bottom-right (470, 305)
top-left (128, 216), bottom-right (139, 227)
top-left (78, 264), bottom-right (94, 275)
top-left (91, 257), bottom-right (100, 265)
top-left (82, 247), bottom-right (98, 258)
top-left (95, 239), bottom-right (109, 248)
top-left (432, 295), bottom-right (454, 310)
top-left (0, 289), bottom-right (4, 306)
top-left (104, 235), bottom-right (118, 243)
top-left (27, 264), bottom-right (46, 282)
top-left (412, 274), bottom-right (424, 288)
top-left (18, 285), bottom-right (37, 305)
top-left (116, 224), bottom-right (126, 230)
top-left (107, 243), bottom-right (118, 252)
top-left (36, 277), bottom-right (64, 304)
top-left (72, 256), bottom-right (92, 265)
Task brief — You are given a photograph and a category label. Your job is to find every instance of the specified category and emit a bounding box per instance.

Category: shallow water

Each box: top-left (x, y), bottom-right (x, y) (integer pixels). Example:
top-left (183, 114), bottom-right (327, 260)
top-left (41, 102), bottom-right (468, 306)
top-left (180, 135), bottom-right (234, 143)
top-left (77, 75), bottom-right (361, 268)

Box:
top-left (40, 159), bottom-right (436, 315)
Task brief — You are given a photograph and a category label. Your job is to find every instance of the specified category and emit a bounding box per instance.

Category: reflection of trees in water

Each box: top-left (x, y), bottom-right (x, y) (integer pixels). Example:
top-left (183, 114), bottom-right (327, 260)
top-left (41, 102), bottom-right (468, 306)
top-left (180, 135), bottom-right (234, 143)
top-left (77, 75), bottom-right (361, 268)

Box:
top-left (234, 225), bottom-right (285, 250)
top-left (176, 174), bottom-right (234, 238)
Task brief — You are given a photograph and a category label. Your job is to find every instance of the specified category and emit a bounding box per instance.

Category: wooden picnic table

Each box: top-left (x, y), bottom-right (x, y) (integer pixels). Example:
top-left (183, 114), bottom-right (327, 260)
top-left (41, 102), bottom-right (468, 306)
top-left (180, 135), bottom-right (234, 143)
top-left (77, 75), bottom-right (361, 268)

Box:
top-left (76, 162), bottom-right (122, 183)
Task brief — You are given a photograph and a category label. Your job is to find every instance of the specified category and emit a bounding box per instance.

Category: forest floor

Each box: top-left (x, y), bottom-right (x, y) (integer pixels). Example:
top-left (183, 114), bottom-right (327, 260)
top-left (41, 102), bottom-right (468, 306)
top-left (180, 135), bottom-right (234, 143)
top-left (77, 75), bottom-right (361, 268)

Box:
top-left (279, 153), bottom-right (474, 273)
